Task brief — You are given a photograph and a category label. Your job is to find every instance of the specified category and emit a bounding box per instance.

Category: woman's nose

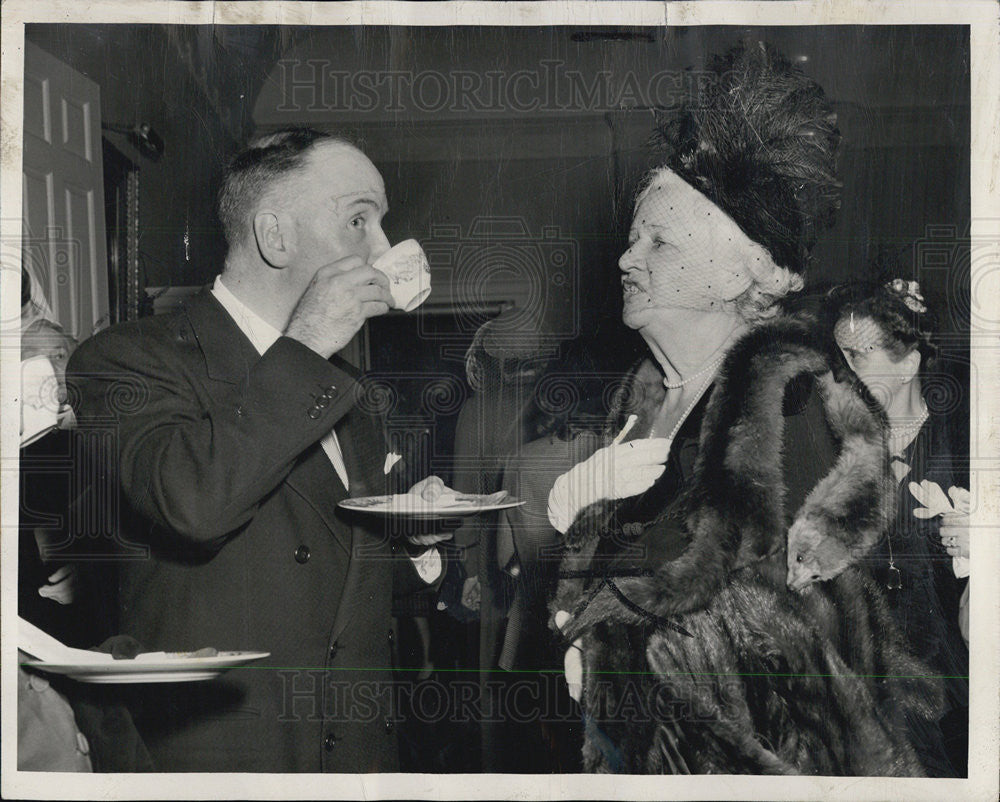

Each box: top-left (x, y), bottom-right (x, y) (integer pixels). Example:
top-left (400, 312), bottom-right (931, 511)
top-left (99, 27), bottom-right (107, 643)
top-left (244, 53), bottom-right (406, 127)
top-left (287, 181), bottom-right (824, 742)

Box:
top-left (618, 244), bottom-right (642, 273)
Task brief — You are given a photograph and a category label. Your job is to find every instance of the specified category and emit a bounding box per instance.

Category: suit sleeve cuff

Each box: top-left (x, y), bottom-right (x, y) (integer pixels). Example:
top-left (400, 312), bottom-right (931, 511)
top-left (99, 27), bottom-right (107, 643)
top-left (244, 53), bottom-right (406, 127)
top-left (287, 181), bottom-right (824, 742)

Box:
top-left (251, 337), bottom-right (357, 429)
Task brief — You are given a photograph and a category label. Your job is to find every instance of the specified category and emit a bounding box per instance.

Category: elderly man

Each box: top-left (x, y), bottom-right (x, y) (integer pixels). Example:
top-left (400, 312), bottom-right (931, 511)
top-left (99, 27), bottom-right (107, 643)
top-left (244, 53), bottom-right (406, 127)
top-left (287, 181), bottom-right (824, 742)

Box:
top-left (66, 128), bottom-right (446, 772)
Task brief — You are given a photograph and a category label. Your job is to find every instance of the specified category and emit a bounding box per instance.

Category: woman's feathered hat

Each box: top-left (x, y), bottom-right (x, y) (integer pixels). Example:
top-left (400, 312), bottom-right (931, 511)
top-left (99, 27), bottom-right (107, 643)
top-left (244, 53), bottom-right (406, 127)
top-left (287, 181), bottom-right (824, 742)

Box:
top-left (653, 41), bottom-right (841, 276)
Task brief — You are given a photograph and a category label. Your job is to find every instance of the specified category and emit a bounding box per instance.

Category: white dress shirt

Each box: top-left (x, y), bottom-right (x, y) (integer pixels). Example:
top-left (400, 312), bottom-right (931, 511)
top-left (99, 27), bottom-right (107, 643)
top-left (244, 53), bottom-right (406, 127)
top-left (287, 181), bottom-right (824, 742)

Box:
top-left (210, 276), bottom-right (441, 582)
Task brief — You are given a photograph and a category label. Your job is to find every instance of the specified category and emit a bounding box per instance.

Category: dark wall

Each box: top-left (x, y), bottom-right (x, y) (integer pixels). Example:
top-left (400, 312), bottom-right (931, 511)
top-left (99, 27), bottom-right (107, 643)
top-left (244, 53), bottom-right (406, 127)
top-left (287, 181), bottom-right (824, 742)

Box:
top-left (255, 24), bottom-right (970, 367)
top-left (373, 155), bottom-right (621, 342)
top-left (25, 24), bottom-right (970, 363)
top-left (26, 24), bottom-right (239, 288)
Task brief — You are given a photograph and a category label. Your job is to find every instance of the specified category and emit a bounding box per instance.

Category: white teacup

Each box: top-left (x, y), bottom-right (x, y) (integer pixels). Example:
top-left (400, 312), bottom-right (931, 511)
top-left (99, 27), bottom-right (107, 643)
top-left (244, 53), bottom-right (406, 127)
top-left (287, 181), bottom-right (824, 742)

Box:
top-left (372, 239), bottom-right (431, 312)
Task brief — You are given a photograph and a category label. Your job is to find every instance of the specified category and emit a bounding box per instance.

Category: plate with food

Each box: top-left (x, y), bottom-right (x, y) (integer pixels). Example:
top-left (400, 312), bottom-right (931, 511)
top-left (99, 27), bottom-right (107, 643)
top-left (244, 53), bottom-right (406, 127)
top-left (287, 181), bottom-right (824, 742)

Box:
top-left (20, 648), bottom-right (271, 684)
top-left (18, 617), bottom-right (269, 684)
top-left (339, 476), bottom-right (525, 518)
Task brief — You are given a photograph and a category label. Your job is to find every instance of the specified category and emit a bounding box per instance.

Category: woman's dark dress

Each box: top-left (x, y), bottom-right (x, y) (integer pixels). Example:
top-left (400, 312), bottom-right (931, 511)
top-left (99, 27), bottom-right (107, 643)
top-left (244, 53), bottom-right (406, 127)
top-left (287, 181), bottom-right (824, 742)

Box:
top-left (862, 409), bottom-right (969, 776)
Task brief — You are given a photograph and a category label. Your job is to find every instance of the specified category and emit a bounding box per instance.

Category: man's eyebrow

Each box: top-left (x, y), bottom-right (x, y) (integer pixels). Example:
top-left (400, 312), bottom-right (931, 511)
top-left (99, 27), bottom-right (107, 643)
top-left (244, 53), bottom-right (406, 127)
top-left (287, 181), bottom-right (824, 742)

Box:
top-left (344, 197), bottom-right (382, 211)
top-left (330, 195), bottom-right (389, 217)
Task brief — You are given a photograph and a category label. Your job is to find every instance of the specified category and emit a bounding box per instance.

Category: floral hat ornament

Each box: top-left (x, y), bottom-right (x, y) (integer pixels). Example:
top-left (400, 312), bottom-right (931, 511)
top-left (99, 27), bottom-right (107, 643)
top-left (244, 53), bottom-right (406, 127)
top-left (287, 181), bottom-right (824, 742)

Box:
top-left (886, 278), bottom-right (927, 313)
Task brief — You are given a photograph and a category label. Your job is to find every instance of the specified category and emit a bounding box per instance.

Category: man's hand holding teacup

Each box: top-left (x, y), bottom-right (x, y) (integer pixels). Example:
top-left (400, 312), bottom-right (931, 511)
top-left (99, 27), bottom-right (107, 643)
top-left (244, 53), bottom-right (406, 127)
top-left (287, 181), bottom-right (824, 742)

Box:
top-left (285, 256), bottom-right (394, 358)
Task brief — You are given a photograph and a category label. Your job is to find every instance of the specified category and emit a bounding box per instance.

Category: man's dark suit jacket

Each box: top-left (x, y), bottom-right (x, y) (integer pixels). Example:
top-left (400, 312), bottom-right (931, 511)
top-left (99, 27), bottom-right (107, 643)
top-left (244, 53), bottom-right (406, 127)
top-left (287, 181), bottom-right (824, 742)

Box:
top-left (67, 289), bottom-right (425, 772)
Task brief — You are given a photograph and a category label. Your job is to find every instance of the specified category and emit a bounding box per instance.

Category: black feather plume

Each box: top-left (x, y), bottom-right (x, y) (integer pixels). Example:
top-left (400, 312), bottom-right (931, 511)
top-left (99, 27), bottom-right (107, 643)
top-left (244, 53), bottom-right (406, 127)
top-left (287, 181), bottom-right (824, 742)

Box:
top-left (652, 40), bottom-right (842, 275)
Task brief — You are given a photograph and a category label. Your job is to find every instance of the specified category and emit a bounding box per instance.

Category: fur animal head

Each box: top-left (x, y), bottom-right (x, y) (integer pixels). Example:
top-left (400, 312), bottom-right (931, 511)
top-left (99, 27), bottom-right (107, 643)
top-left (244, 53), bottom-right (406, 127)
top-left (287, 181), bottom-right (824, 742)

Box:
top-left (786, 514), bottom-right (855, 592)
top-left (785, 371), bottom-right (892, 592)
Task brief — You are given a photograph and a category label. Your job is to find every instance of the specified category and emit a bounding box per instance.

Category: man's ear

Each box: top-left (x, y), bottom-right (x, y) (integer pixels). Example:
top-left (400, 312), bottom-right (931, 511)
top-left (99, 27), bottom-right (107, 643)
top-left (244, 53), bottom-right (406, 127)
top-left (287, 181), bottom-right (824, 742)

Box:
top-left (252, 210), bottom-right (296, 268)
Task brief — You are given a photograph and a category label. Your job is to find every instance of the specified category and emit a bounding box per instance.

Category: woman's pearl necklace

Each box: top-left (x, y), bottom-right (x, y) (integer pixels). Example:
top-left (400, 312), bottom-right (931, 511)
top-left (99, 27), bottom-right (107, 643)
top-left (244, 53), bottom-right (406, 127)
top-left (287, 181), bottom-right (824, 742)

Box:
top-left (659, 359), bottom-right (724, 442)
top-left (662, 353), bottom-right (726, 390)
top-left (666, 381), bottom-right (712, 441)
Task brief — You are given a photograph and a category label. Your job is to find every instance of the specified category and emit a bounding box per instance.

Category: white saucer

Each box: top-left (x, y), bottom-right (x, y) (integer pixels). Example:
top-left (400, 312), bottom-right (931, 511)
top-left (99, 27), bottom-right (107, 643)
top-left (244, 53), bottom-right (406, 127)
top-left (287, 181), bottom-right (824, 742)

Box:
top-left (339, 493), bottom-right (525, 519)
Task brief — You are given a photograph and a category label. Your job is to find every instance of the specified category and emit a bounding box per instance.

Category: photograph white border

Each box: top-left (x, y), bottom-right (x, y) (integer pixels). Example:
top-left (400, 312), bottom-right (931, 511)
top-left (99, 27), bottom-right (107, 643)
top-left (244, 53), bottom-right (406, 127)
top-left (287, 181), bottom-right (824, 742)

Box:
top-left (2, 2), bottom-right (997, 799)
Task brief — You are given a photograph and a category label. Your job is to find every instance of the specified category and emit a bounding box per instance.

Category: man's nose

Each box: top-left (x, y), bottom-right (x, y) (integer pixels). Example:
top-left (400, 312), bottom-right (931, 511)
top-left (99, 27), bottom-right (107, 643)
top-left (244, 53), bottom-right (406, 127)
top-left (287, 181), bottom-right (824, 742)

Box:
top-left (369, 224), bottom-right (391, 262)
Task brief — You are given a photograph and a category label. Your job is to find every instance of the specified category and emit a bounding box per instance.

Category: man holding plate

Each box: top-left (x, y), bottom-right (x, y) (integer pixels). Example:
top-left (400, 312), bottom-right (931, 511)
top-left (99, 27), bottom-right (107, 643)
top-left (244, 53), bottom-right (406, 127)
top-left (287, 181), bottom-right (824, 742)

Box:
top-left (67, 128), bottom-right (448, 772)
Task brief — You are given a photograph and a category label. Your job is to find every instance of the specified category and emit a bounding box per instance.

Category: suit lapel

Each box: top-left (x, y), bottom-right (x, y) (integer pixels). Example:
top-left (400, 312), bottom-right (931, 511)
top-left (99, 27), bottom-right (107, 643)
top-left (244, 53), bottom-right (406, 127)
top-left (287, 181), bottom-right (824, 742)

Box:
top-left (181, 288), bottom-right (261, 385)
top-left (284, 391), bottom-right (387, 562)
top-left (183, 288), bottom-right (357, 554)
top-left (184, 293), bottom-right (390, 636)
top-left (333, 398), bottom-right (385, 500)
top-left (284, 445), bottom-right (353, 556)
top-left (329, 400), bottom-right (389, 645)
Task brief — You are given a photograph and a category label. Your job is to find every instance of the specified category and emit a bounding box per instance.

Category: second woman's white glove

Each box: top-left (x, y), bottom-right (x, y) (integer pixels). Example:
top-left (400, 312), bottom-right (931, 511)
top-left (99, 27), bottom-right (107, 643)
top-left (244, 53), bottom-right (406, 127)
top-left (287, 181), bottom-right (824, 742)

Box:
top-left (546, 438), bottom-right (672, 534)
top-left (910, 480), bottom-right (971, 577)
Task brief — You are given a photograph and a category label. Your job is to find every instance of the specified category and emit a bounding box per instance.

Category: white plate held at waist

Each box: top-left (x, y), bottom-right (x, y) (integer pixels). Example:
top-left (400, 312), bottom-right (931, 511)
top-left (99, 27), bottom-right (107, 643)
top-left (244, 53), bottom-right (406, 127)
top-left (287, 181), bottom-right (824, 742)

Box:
top-left (339, 493), bottom-right (524, 518)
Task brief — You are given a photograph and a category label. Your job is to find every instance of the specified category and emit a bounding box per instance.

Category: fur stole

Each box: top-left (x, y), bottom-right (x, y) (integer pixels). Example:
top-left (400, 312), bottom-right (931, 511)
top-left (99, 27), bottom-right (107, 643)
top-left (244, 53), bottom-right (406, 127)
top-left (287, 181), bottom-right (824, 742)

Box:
top-left (552, 316), bottom-right (944, 775)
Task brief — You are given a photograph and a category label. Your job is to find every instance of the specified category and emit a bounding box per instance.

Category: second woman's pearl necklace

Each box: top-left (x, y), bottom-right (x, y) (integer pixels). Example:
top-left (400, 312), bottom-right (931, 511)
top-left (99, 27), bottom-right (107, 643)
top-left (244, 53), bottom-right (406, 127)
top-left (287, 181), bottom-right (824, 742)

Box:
top-left (888, 405), bottom-right (929, 459)
top-left (889, 406), bottom-right (929, 440)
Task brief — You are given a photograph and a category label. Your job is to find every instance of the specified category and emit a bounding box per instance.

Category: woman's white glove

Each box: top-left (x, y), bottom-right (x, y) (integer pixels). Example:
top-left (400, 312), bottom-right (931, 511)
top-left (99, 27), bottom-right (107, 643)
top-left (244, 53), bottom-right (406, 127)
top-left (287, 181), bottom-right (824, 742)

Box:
top-left (563, 640), bottom-right (583, 702)
top-left (555, 610), bottom-right (583, 702)
top-left (910, 481), bottom-right (970, 577)
top-left (547, 438), bottom-right (671, 534)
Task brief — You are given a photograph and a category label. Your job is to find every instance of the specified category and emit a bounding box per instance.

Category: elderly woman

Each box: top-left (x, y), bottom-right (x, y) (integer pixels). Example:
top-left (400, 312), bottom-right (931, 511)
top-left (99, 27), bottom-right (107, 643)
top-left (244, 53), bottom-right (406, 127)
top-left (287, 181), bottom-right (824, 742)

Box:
top-left (546, 42), bottom-right (942, 775)
top-left (827, 277), bottom-right (969, 776)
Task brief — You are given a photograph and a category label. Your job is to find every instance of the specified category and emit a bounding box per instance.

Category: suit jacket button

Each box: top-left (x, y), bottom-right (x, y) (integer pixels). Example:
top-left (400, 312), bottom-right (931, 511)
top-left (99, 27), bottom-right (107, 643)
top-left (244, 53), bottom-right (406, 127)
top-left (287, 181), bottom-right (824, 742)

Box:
top-left (235, 405), bottom-right (244, 416)
top-left (324, 733), bottom-right (338, 751)
top-left (294, 545), bottom-right (310, 564)
top-left (329, 641), bottom-right (341, 659)
top-left (387, 628), bottom-right (394, 645)
top-left (308, 407), bottom-right (322, 419)
top-left (316, 394), bottom-right (330, 408)
top-left (384, 718), bottom-right (394, 734)
top-left (325, 385), bottom-right (337, 395)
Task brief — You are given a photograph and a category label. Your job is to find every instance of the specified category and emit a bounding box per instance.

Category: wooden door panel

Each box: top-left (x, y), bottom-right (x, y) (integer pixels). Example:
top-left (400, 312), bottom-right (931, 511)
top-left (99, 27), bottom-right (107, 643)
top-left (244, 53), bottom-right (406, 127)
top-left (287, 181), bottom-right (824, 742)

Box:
top-left (22, 41), bottom-right (108, 340)
top-left (22, 73), bottom-right (50, 143)
top-left (63, 182), bottom-right (100, 333)
top-left (21, 167), bottom-right (53, 243)
top-left (60, 96), bottom-right (93, 162)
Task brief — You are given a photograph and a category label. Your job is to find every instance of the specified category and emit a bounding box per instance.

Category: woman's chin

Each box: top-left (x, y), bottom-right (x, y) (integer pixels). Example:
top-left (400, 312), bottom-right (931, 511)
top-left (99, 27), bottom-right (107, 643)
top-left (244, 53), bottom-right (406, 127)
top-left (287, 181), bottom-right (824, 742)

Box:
top-left (621, 295), bottom-right (652, 328)
top-left (621, 308), bottom-right (645, 330)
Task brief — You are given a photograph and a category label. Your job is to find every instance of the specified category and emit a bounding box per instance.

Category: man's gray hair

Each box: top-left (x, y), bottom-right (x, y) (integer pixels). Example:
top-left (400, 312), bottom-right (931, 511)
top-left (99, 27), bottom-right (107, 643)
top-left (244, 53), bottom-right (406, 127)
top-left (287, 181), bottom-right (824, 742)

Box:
top-left (217, 128), bottom-right (356, 251)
